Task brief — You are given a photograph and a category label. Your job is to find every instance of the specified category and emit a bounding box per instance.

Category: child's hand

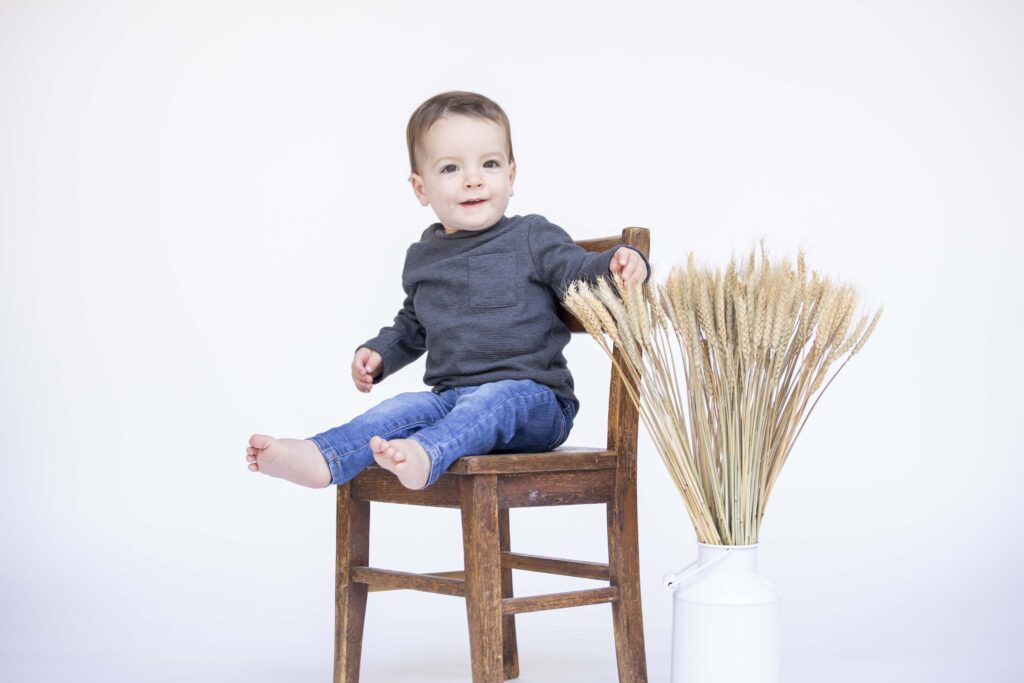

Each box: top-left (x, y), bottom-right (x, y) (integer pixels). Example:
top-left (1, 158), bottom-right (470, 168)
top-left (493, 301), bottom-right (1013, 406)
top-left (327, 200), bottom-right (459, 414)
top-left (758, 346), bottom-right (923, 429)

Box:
top-left (352, 347), bottom-right (383, 393)
top-left (609, 247), bottom-right (648, 285)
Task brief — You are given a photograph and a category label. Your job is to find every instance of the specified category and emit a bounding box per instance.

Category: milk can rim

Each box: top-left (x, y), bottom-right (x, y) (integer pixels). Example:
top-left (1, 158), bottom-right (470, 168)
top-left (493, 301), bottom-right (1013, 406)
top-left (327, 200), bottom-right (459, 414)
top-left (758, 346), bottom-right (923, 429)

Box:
top-left (696, 542), bottom-right (759, 550)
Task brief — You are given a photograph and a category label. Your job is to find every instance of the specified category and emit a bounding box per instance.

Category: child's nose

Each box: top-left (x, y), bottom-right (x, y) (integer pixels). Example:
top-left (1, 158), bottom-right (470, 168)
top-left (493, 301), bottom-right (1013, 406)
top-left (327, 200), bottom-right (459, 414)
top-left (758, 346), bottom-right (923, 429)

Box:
top-left (463, 174), bottom-right (482, 188)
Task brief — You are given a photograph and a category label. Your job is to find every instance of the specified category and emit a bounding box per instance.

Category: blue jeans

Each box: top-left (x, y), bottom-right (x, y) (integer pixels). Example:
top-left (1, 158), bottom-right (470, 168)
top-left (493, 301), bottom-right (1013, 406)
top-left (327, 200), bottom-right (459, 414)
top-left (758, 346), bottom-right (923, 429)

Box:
top-left (307, 379), bottom-right (577, 488)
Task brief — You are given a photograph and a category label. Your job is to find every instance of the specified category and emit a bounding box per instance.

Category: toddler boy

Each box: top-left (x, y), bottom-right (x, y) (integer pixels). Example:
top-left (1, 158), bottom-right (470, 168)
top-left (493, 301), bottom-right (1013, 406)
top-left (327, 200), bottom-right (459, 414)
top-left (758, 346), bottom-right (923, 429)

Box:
top-left (246, 91), bottom-right (649, 490)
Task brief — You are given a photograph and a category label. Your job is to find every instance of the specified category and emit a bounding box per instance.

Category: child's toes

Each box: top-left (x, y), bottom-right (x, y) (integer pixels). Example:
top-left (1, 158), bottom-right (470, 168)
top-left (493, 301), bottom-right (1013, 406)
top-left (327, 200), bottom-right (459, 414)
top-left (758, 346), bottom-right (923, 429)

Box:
top-left (249, 434), bottom-right (274, 450)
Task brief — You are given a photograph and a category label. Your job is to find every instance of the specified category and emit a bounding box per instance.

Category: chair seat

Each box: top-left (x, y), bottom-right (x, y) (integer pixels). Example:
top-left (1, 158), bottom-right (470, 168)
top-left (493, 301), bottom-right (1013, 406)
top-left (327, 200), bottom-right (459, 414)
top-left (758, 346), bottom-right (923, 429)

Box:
top-left (448, 445), bottom-right (617, 475)
top-left (363, 445), bottom-right (617, 476)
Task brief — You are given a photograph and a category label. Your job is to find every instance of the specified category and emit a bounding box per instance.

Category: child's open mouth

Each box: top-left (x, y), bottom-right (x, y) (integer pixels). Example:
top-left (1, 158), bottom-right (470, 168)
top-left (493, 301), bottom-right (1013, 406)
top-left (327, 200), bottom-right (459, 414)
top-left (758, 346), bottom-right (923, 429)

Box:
top-left (460, 199), bottom-right (485, 206)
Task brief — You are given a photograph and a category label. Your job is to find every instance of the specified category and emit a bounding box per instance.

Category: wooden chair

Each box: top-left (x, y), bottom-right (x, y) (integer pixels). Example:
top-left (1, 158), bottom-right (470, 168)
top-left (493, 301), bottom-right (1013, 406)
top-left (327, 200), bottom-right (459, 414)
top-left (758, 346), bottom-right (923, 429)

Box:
top-left (333, 227), bottom-right (650, 683)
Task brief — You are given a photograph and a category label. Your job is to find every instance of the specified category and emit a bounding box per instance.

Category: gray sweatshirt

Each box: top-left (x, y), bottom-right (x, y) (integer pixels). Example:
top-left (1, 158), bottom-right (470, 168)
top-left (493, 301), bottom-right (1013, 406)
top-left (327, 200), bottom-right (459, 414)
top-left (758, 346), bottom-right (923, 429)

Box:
top-left (358, 213), bottom-right (650, 416)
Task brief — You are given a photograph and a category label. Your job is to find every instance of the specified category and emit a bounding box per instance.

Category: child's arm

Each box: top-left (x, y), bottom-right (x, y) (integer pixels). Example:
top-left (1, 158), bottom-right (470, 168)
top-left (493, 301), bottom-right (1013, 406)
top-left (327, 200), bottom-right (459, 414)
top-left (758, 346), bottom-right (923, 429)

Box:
top-left (353, 281), bottom-right (426, 391)
top-left (527, 215), bottom-right (651, 301)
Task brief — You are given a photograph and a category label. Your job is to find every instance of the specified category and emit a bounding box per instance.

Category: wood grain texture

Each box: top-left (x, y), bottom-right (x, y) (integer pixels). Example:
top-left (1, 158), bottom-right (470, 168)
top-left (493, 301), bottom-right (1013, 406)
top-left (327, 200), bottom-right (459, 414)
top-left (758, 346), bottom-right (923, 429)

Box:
top-left (351, 567), bottom-right (465, 596)
top-left (496, 469), bottom-right (615, 508)
top-left (500, 551), bottom-right (610, 580)
top-left (447, 448), bottom-right (616, 474)
top-left (604, 230), bottom-right (651, 683)
top-left (501, 587), bottom-right (620, 615)
top-left (333, 483), bottom-right (369, 683)
top-left (350, 466), bottom-right (461, 507)
top-left (461, 475), bottom-right (505, 682)
top-left (499, 509), bottom-right (519, 680)
top-left (361, 568), bottom-right (465, 592)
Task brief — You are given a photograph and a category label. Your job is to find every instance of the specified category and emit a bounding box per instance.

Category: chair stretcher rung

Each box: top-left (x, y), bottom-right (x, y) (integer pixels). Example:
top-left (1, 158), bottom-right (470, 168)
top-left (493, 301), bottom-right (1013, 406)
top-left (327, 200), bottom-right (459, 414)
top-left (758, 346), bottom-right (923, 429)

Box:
top-left (502, 587), bottom-right (619, 615)
top-left (351, 567), bottom-right (465, 597)
top-left (501, 551), bottom-right (610, 580)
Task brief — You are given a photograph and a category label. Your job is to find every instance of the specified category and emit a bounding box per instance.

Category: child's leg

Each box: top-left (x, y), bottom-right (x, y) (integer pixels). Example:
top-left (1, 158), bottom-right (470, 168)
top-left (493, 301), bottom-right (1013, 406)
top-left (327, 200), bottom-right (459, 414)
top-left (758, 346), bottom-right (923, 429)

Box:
top-left (246, 389), bottom-right (451, 488)
top-left (401, 379), bottom-right (575, 488)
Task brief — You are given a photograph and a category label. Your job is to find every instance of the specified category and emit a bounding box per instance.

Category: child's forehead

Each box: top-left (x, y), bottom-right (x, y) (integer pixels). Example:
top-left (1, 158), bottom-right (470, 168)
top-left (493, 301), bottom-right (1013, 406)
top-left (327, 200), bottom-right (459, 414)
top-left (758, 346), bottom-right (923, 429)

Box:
top-left (421, 115), bottom-right (508, 157)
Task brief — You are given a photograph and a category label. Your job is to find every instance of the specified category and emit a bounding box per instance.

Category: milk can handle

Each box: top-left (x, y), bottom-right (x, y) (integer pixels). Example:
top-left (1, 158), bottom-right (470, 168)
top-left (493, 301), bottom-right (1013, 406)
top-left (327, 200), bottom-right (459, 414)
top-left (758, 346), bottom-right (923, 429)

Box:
top-left (662, 548), bottom-right (732, 591)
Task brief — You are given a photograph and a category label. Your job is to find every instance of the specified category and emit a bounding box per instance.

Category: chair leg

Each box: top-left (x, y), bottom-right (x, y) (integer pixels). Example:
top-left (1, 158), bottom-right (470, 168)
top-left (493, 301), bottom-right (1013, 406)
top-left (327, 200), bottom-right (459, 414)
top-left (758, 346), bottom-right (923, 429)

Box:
top-left (461, 475), bottom-right (505, 683)
top-left (607, 487), bottom-right (648, 682)
top-left (498, 508), bottom-right (519, 680)
top-left (334, 483), bottom-right (370, 683)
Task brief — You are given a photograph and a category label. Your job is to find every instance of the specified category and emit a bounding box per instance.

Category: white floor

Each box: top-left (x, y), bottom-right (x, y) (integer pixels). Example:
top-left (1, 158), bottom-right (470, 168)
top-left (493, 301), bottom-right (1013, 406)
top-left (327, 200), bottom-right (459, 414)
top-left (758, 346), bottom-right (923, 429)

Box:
top-left (3, 646), bottom-right (1018, 682)
top-left (3, 600), bottom-right (1018, 683)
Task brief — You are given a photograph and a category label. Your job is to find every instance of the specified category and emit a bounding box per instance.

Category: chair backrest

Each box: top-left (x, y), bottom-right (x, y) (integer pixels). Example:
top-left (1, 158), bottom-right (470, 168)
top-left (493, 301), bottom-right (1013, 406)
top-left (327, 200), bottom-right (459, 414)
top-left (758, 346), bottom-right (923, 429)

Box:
top-left (557, 227), bottom-right (650, 460)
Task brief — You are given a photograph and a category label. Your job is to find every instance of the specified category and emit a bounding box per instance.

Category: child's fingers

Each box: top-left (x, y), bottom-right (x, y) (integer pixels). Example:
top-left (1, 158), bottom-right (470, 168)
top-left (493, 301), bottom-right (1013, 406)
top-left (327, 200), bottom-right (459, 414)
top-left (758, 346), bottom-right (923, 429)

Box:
top-left (615, 251), bottom-right (636, 277)
top-left (353, 357), bottom-right (374, 380)
top-left (619, 261), bottom-right (632, 282)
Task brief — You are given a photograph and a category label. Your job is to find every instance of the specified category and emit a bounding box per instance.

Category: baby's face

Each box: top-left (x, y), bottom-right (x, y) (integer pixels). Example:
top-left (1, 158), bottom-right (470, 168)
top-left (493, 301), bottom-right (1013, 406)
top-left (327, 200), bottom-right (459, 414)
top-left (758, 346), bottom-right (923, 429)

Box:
top-left (410, 115), bottom-right (516, 235)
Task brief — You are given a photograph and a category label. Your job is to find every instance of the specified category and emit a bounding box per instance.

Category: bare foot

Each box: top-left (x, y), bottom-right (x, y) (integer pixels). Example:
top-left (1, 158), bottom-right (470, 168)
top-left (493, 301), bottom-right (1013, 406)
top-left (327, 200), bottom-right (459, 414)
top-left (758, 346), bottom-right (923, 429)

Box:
top-left (246, 434), bottom-right (331, 488)
top-left (370, 435), bottom-right (431, 490)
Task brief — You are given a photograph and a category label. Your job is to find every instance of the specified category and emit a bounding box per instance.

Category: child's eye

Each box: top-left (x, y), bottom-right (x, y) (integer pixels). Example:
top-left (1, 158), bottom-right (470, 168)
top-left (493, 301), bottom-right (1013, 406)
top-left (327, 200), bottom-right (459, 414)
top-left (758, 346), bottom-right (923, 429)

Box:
top-left (440, 164), bottom-right (457, 174)
top-left (483, 160), bottom-right (500, 168)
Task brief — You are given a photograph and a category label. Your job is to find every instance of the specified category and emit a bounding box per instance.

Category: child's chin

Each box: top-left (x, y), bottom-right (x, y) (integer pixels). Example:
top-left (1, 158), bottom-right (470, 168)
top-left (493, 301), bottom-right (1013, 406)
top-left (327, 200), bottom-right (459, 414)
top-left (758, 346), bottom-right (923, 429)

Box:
top-left (445, 222), bottom-right (487, 233)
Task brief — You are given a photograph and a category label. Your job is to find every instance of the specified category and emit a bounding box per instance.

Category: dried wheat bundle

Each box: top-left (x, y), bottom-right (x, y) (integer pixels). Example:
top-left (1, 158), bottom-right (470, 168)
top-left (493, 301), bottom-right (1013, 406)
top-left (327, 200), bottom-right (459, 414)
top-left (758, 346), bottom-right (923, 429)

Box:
top-left (563, 241), bottom-right (882, 545)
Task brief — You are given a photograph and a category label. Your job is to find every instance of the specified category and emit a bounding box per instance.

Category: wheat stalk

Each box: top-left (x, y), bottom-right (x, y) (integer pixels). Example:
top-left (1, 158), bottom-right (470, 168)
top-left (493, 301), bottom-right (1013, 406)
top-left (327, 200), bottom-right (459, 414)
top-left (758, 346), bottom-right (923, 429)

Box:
top-left (562, 242), bottom-right (882, 544)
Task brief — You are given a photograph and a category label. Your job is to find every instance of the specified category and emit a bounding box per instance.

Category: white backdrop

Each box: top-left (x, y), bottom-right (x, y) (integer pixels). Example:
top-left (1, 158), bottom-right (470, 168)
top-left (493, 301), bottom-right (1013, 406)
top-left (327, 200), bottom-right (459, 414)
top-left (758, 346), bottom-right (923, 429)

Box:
top-left (2, 1), bottom-right (1022, 681)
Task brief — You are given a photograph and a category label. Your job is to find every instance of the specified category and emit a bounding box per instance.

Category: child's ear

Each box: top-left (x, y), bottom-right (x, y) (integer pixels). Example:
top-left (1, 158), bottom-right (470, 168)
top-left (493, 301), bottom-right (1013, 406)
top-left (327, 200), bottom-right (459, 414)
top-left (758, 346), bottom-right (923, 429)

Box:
top-left (508, 161), bottom-right (516, 196)
top-left (409, 173), bottom-right (429, 206)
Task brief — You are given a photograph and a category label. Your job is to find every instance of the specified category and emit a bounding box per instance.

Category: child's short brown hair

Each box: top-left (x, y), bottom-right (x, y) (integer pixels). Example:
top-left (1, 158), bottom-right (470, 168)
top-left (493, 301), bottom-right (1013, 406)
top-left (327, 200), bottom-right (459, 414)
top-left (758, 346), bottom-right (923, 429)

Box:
top-left (406, 91), bottom-right (515, 175)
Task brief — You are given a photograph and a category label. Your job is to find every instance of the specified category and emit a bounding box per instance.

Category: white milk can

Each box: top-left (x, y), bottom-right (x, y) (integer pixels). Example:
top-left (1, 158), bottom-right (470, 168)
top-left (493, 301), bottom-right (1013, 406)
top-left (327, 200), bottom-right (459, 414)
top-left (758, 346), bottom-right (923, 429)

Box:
top-left (663, 543), bottom-right (781, 683)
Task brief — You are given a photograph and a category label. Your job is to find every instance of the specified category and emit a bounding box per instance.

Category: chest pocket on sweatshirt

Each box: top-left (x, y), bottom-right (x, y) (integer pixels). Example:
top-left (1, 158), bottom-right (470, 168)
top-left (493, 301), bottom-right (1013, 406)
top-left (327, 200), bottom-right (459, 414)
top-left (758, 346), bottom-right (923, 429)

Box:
top-left (468, 253), bottom-right (518, 309)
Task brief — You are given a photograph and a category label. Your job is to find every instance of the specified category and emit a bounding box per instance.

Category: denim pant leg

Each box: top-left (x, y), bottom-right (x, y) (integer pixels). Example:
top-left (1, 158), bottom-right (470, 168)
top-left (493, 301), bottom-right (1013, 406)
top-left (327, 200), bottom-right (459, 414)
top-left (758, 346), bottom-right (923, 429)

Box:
top-left (307, 390), bottom-right (452, 486)
top-left (408, 379), bottom-right (574, 488)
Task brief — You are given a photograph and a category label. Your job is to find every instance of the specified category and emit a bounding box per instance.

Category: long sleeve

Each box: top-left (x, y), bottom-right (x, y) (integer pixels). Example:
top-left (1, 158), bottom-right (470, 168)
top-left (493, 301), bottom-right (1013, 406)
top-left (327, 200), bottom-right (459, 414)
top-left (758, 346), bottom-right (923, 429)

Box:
top-left (356, 281), bottom-right (426, 384)
top-left (527, 215), bottom-right (651, 302)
